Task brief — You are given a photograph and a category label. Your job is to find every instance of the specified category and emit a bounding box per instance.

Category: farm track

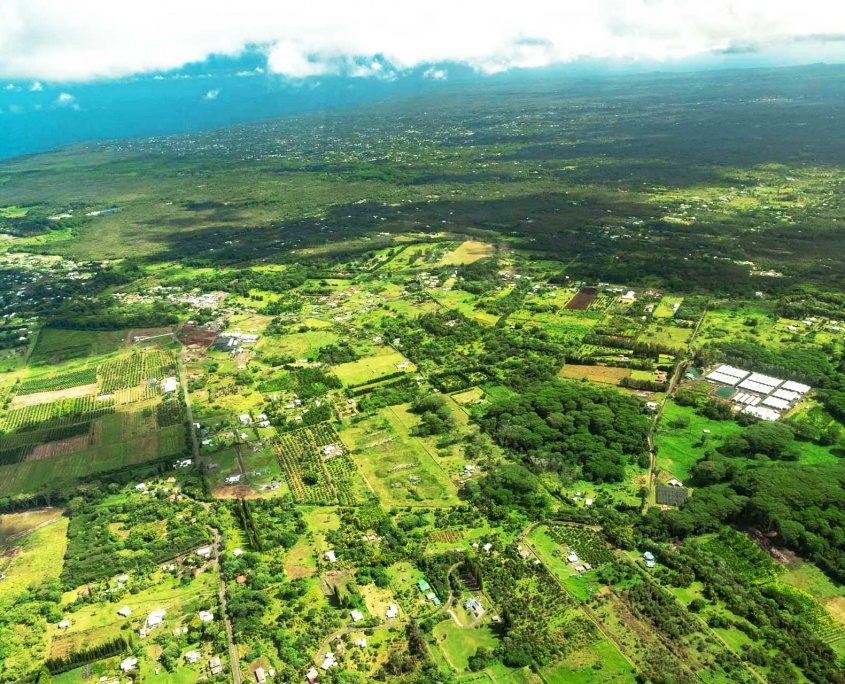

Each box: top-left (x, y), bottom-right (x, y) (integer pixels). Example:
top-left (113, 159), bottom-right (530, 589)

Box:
top-left (179, 346), bottom-right (242, 684)
top-left (645, 307), bottom-right (708, 510)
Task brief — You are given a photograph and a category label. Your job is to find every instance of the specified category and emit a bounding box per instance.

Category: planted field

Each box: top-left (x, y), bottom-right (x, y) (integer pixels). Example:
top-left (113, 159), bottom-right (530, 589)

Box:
top-left (3, 397), bottom-right (114, 432)
top-left (324, 453), bottom-right (370, 505)
top-left (18, 368), bottom-right (98, 395)
top-left (97, 354), bottom-right (143, 392)
top-left (546, 525), bottom-right (615, 567)
top-left (565, 288), bottom-right (598, 311)
top-left (275, 425), bottom-right (339, 504)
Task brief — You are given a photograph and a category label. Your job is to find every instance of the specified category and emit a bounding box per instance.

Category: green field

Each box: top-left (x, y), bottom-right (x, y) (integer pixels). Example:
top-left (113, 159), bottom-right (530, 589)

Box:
top-left (333, 347), bottom-right (415, 386)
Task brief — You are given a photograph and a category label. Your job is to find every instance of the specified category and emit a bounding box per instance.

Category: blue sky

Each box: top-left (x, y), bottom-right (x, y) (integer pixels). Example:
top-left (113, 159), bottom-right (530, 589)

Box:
top-left (2, 1), bottom-right (845, 159)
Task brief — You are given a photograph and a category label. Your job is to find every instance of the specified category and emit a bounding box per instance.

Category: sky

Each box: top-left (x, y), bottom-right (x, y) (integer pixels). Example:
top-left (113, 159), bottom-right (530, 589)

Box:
top-left (2, 0), bottom-right (845, 159)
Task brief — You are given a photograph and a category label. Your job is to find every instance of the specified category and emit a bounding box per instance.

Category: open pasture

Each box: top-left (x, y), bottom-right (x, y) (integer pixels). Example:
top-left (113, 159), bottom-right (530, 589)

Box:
top-left (559, 364), bottom-right (629, 385)
top-left (332, 347), bottom-right (414, 386)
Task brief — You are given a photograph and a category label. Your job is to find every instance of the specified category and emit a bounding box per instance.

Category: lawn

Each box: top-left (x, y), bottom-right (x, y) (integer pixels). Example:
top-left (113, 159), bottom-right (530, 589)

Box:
top-left (433, 619), bottom-right (501, 671)
top-left (332, 347), bottom-right (415, 386)
top-left (0, 509), bottom-right (64, 547)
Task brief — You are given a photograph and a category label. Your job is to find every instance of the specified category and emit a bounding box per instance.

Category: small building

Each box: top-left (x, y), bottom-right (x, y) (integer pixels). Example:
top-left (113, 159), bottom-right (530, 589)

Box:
top-left (667, 479), bottom-right (683, 487)
top-left (147, 609), bottom-right (167, 628)
top-left (519, 549), bottom-right (531, 560)
top-left (482, 543), bottom-right (493, 552)
top-left (646, 560), bottom-right (656, 568)
top-left (464, 598), bottom-right (482, 612)
top-left (643, 551), bottom-right (655, 562)
top-left (233, 548), bottom-right (243, 557)
top-left (163, 377), bottom-right (178, 393)
top-left (199, 610), bottom-right (214, 622)
top-left (324, 550), bottom-right (337, 563)
top-left (118, 606), bottom-right (132, 618)
top-left (196, 546), bottom-right (213, 558)
top-left (116, 574), bottom-right (129, 583)
top-left (255, 667), bottom-right (266, 683)
top-left (120, 658), bottom-right (138, 672)
top-left (225, 475), bottom-right (241, 485)
top-left (58, 620), bottom-right (70, 629)
top-left (239, 414), bottom-right (253, 426)
top-left (185, 651), bottom-right (201, 665)
top-left (585, 498), bottom-right (593, 506)
top-left (209, 657), bottom-right (223, 675)
top-left (236, 575), bottom-right (247, 584)
top-left (417, 579), bottom-right (431, 593)
top-left (354, 638), bottom-right (367, 648)
top-left (320, 652), bottom-right (335, 671)
top-left (306, 667), bottom-right (320, 683)
top-left (350, 610), bottom-right (364, 622)
top-left (386, 604), bottom-right (398, 619)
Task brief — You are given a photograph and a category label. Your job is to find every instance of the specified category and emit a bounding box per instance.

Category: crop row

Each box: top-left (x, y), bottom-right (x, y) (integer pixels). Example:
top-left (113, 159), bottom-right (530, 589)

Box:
top-left (156, 400), bottom-right (185, 428)
top-left (3, 397), bottom-right (115, 432)
top-left (325, 453), bottom-right (363, 505)
top-left (18, 368), bottom-right (98, 395)
top-left (97, 350), bottom-right (177, 394)
top-left (274, 427), bottom-right (337, 505)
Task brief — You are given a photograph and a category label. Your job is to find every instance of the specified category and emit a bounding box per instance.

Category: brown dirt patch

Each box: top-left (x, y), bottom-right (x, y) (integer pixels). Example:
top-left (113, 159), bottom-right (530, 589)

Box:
top-left (212, 485), bottom-right (259, 499)
top-left (560, 364), bottom-right (630, 385)
top-left (177, 325), bottom-right (217, 350)
top-left (824, 597), bottom-right (845, 624)
top-left (27, 435), bottom-right (90, 461)
top-left (286, 563), bottom-right (316, 579)
top-left (0, 509), bottom-right (63, 547)
top-left (565, 287), bottom-right (598, 310)
top-left (11, 384), bottom-right (97, 408)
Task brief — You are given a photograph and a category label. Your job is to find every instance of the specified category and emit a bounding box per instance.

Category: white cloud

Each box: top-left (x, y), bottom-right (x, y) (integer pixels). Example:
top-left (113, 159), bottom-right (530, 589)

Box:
top-left (0, 1), bottom-right (844, 81)
top-left (55, 92), bottom-right (79, 109)
top-left (204, 88), bottom-right (220, 100)
top-left (422, 67), bottom-right (448, 81)
top-left (29, 80), bottom-right (43, 91)
top-left (236, 67), bottom-right (265, 76)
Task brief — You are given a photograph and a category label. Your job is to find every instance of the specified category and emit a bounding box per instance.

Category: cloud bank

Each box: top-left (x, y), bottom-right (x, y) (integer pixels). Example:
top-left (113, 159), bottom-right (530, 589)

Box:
top-left (1, 1), bottom-right (845, 81)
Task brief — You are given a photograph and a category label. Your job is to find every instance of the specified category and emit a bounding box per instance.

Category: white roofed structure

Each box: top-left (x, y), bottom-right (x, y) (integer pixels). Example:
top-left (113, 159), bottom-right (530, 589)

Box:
top-left (773, 389), bottom-right (801, 402)
top-left (763, 396), bottom-right (790, 411)
top-left (716, 365), bottom-right (750, 380)
top-left (747, 373), bottom-right (782, 388)
top-left (738, 379), bottom-right (774, 395)
top-left (782, 380), bottom-right (811, 394)
top-left (706, 371), bottom-right (741, 386)
top-left (744, 406), bottom-right (781, 421)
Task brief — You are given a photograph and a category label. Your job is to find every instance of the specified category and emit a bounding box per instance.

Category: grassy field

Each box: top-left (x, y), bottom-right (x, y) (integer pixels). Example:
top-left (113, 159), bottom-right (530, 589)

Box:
top-left (654, 401), bottom-right (745, 481)
top-left (540, 639), bottom-right (636, 684)
top-left (29, 329), bottom-right (126, 367)
top-left (433, 620), bottom-right (500, 671)
top-left (560, 364), bottom-right (630, 385)
top-left (434, 240), bottom-right (496, 267)
top-left (653, 296), bottom-right (683, 319)
top-left (333, 347), bottom-right (415, 386)
top-left (0, 509), bottom-right (64, 547)
top-left (343, 406), bottom-right (460, 507)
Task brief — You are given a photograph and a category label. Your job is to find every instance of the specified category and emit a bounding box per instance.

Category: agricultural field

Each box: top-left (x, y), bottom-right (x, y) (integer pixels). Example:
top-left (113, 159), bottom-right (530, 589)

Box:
top-left (4, 65), bottom-right (845, 684)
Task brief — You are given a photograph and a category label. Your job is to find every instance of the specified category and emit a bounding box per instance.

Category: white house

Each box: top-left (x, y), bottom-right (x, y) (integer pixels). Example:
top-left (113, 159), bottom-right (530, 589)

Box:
top-left (58, 620), bottom-right (70, 629)
top-left (198, 611), bottom-right (214, 622)
top-left (120, 658), bottom-right (138, 672)
top-left (324, 550), bottom-right (337, 563)
top-left (163, 377), bottom-right (178, 393)
top-left (185, 651), bottom-right (201, 664)
top-left (147, 609), bottom-right (167, 628)
top-left (386, 604), bottom-right (398, 619)
top-left (350, 610), bottom-right (364, 622)
top-left (118, 606), bottom-right (132, 617)
top-left (196, 546), bottom-right (213, 558)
